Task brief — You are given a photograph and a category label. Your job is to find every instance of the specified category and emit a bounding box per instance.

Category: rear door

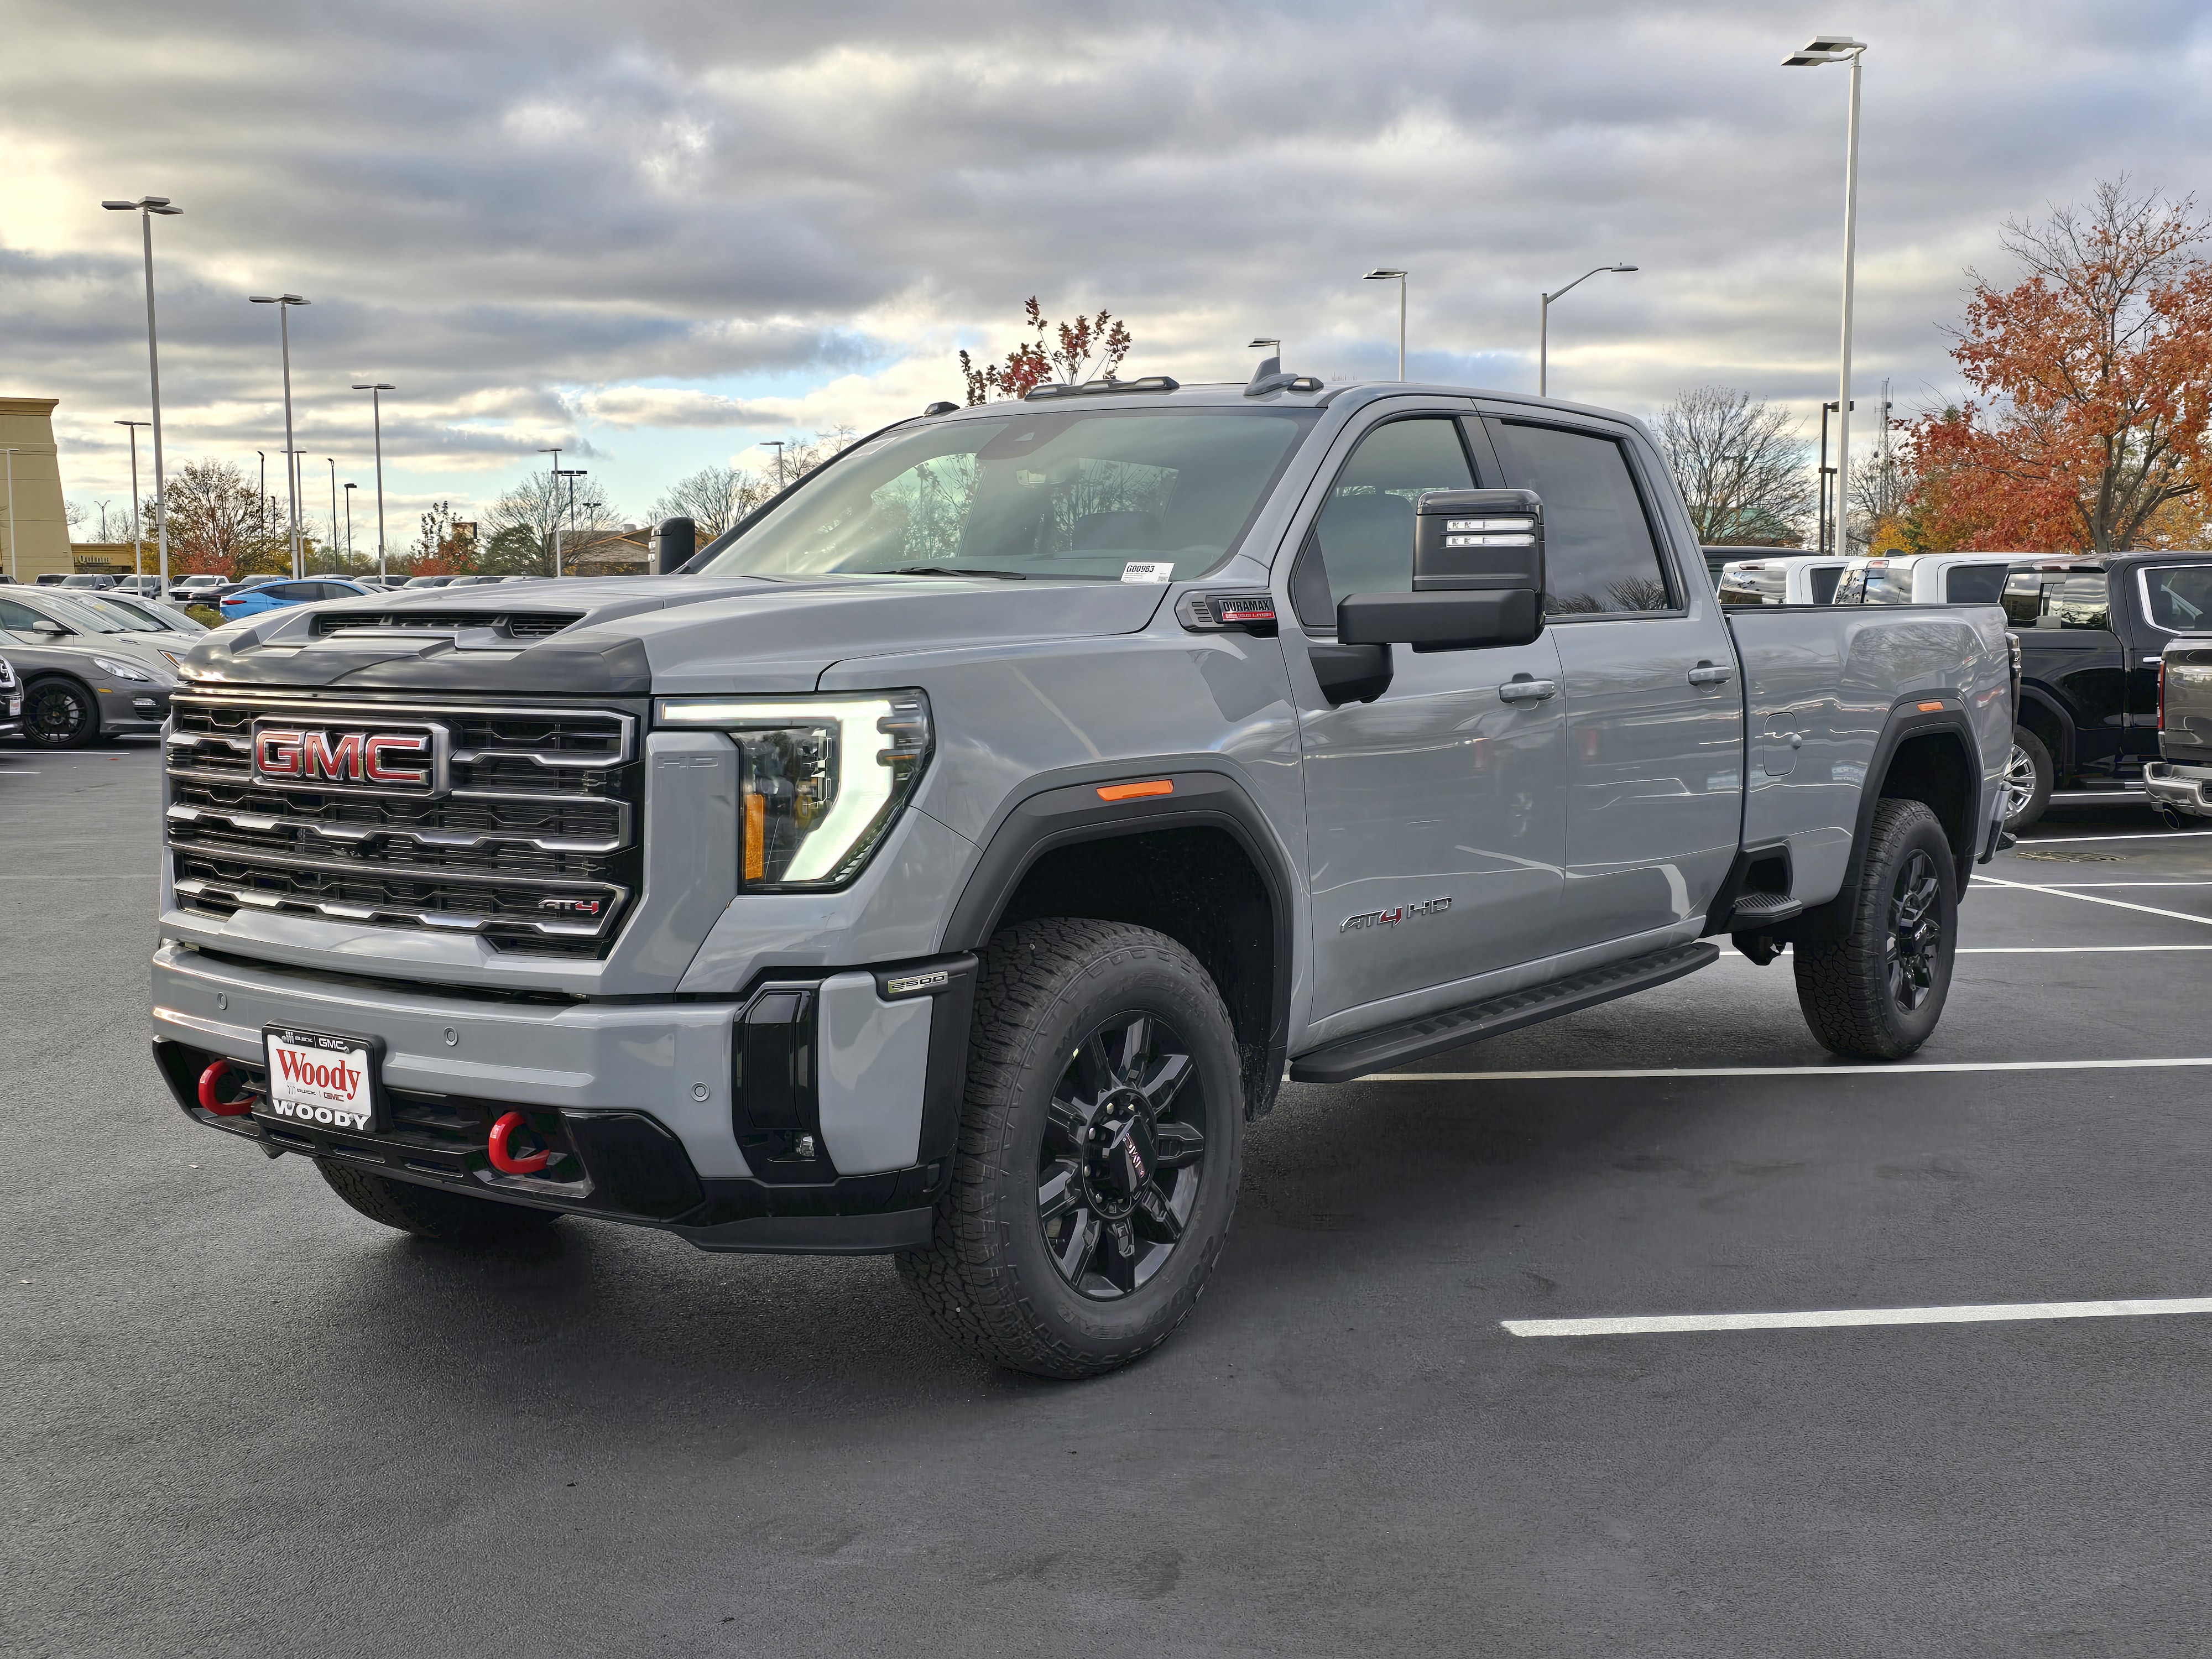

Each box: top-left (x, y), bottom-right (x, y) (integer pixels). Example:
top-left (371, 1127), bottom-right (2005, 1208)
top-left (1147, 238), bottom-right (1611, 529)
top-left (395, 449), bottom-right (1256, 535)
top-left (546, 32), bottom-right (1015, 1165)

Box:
top-left (1483, 412), bottom-right (1744, 954)
top-left (2128, 562), bottom-right (2212, 760)
top-left (2004, 570), bottom-right (2128, 778)
top-left (1286, 408), bottom-right (1567, 1025)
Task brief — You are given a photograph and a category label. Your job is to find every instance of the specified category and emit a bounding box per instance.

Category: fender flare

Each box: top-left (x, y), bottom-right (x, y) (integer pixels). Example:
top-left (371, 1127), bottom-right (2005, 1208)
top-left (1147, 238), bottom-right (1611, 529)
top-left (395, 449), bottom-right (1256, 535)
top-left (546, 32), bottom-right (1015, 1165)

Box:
top-left (2013, 682), bottom-right (2074, 774)
top-left (939, 764), bottom-right (1298, 1115)
top-left (1781, 696), bottom-right (1985, 944)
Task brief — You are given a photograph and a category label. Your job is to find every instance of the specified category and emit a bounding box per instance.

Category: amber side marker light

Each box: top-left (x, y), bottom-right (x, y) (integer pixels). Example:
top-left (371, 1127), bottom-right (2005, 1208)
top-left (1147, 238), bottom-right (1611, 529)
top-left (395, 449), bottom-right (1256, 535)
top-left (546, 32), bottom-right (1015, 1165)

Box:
top-left (1917, 701), bottom-right (1945, 713)
top-left (1097, 779), bottom-right (1174, 802)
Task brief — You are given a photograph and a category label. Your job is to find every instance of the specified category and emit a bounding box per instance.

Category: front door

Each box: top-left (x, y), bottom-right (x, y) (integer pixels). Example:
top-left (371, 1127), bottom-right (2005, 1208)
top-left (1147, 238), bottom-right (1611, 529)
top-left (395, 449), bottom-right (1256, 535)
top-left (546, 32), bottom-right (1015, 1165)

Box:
top-left (1287, 411), bottom-right (1567, 1026)
top-left (1484, 414), bottom-right (1744, 954)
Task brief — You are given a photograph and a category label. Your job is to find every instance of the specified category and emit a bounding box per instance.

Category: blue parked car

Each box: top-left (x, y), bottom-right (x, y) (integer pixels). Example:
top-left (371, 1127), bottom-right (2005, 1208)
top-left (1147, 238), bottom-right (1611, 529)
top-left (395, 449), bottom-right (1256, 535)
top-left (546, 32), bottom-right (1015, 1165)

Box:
top-left (217, 577), bottom-right (375, 623)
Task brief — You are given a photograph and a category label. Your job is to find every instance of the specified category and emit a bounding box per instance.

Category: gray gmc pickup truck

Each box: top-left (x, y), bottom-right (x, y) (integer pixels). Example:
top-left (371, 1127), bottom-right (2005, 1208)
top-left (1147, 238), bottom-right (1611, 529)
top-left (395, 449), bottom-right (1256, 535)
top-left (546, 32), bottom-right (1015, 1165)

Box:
top-left (151, 372), bottom-right (2012, 1376)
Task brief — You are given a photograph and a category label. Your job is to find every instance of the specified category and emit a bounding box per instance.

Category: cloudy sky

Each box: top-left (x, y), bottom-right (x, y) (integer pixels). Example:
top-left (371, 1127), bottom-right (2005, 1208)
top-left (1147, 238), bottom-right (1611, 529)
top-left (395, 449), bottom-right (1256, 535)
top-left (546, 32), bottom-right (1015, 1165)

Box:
top-left (6, 0), bottom-right (2210, 547)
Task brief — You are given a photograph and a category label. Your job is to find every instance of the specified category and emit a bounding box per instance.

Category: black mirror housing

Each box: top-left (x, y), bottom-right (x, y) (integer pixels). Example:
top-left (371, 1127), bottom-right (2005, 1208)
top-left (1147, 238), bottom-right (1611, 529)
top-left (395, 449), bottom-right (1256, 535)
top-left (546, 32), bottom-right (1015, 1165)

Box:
top-left (1338, 589), bottom-right (1541, 652)
top-left (1413, 488), bottom-right (1543, 596)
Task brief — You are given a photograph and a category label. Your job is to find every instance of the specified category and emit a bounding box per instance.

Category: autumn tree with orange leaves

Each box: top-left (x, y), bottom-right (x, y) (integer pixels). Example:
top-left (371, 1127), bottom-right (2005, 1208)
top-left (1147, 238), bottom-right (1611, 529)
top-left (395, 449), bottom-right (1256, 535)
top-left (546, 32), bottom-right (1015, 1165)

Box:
top-left (1902, 180), bottom-right (2212, 553)
top-left (959, 298), bottom-right (1134, 404)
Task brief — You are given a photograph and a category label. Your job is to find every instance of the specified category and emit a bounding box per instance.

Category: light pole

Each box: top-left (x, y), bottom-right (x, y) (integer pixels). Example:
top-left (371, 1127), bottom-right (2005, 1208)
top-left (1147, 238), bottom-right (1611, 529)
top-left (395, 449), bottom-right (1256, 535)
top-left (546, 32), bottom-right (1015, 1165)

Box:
top-left (115, 420), bottom-right (150, 580)
top-left (353, 384), bottom-right (394, 582)
top-left (326, 457), bottom-right (338, 572)
top-left (101, 196), bottom-right (182, 594)
top-left (256, 450), bottom-right (267, 540)
top-left (553, 468), bottom-right (588, 577)
top-left (1, 449), bottom-right (16, 583)
top-left (343, 482), bottom-right (357, 563)
top-left (1785, 33), bottom-right (1867, 555)
top-left (762, 440), bottom-right (787, 492)
top-left (249, 293), bottom-right (310, 575)
top-left (1538, 263), bottom-right (1637, 398)
top-left (1363, 270), bottom-right (1407, 379)
top-left (537, 447), bottom-right (563, 577)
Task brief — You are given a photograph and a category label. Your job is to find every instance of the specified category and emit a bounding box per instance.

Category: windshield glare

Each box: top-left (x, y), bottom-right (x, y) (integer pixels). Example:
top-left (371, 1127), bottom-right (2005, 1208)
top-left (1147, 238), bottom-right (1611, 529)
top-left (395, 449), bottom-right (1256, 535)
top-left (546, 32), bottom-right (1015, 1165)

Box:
top-left (700, 408), bottom-right (1318, 582)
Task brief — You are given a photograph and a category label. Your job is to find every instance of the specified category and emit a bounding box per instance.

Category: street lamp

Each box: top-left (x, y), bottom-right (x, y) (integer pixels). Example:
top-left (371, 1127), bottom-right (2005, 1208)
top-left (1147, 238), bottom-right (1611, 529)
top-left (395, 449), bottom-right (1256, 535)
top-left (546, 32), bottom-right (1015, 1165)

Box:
top-left (1538, 263), bottom-right (1637, 398)
top-left (553, 468), bottom-right (588, 577)
top-left (248, 293), bottom-right (310, 576)
top-left (343, 482), bottom-right (357, 562)
top-left (352, 384), bottom-right (395, 582)
top-left (761, 439), bottom-right (788, 492)
top-left (1362, 270), bottom-right (1408, 379)
top-left (325, 458), bottom-right (338, 573)
top-left (102, 196), bottom-right (182, 594)
top-left (115, 420), bottom-right (150, 580)
top-left (1, 449), bottom-right (17, 583)
top-left (1785, 33), bottom-right (1867, 555)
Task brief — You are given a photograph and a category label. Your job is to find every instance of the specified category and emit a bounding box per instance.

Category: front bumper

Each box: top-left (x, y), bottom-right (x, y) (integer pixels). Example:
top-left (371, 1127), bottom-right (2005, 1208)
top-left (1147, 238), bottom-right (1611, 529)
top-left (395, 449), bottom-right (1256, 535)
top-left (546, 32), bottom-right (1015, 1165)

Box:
top-left (150, 942), bottom-right (974, 1253)
top-left (97, 682), bottom-right (169, 734)
top-left (2143, 761), bottom-right (2212, 818)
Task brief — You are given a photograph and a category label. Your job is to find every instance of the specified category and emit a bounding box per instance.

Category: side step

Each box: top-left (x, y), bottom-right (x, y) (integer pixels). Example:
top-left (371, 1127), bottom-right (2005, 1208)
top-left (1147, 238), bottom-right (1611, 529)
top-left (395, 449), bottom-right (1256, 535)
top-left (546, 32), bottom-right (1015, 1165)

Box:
top-left (1726, 891), bottom-right (1804, 929)
top-left (1288, 940), bottom-right (1720, 1084)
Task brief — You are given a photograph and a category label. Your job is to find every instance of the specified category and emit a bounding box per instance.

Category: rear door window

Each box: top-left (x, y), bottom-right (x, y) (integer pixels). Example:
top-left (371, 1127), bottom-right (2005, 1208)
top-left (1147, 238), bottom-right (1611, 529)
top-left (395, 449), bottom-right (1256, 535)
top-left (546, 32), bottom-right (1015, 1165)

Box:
top-left (2141, 564), bottom-right (2212, 632)
top-left (1486, 421), bottom-right (1674, 615)
top-left (1717, 565), bottom-right (1784, 607)
top-left (1808, 566), bottom-right (1844, 604)
top-left (1944, 563), bottom-right (2012, 604)
top-left (1860, 565), bottom-right (1916, 604)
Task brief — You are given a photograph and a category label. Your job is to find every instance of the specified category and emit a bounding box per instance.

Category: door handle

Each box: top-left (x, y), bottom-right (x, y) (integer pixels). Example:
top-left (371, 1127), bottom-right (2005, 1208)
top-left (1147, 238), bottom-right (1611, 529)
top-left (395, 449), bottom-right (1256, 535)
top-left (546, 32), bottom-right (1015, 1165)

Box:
top-left (1498, 678), bottom-right (1557, 704)
top-left (1687, 662), bottom-right (1734, 687)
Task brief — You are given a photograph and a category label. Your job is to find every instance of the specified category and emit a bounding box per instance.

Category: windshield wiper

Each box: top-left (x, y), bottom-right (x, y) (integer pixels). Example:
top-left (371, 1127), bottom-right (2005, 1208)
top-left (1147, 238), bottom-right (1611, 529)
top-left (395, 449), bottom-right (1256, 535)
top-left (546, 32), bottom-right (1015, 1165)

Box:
top-left (883, 565), bottom-right (1029, 580)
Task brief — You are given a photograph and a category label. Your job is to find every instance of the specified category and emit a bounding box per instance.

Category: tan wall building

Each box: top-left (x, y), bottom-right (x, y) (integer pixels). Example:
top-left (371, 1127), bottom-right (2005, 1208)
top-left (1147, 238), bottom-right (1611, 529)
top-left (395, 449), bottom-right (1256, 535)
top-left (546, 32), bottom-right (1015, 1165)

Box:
top-left (0, 397), bottom-right (73, 583)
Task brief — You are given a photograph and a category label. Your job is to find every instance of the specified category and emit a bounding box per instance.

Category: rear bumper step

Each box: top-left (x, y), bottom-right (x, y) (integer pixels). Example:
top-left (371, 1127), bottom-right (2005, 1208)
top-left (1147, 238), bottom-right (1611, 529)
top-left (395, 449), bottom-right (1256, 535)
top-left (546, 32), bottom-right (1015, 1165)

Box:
top-left (1288, 941), bottom-right (1720, 1085)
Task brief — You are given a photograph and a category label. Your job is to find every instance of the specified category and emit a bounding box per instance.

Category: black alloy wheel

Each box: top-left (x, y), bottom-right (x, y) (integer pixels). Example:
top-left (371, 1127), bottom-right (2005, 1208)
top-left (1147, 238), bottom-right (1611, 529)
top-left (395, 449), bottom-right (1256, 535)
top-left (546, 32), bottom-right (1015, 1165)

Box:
top-left (24, 679), bottom-right (97, 748)
top-left (1038, 1010), bottom-right (1208, 1300)
top-left (1792, 797), bottom-right (1958, 1060)
top-left (1886, 848), bottom-right (1943, 1013)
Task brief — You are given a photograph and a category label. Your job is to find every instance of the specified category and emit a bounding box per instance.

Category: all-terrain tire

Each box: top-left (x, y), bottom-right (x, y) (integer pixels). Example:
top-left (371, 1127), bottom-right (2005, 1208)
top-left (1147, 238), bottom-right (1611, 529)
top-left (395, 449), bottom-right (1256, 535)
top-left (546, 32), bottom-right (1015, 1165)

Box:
top-left (317, 1160), bottom-right (563, 1244)
top-left (24, 677), bottom-right (99, 749)
top-left (2003, 727), bottom-right (2053, 830)
top-left (1793, 797), bottom-right (1958, 1060)
top-left (896, 919), bottom-right (1245, 1379)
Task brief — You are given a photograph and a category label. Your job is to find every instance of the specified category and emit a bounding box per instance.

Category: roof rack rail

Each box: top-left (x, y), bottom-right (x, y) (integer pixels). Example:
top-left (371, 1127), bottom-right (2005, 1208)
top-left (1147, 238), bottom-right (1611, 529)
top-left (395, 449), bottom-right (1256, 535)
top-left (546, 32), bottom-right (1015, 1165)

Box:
top-left (1024, 375), bottom-right (1180, 400)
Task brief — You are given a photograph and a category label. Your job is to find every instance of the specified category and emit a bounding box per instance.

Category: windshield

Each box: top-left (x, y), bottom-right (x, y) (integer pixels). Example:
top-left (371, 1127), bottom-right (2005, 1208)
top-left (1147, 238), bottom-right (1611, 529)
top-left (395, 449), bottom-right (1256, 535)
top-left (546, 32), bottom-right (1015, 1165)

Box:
top-left (24, 593), bottom-right (128, 634)
top-left (699, 407), bottom-right (1318, 582)
top-left (66, 593), bottom-right (164, 632)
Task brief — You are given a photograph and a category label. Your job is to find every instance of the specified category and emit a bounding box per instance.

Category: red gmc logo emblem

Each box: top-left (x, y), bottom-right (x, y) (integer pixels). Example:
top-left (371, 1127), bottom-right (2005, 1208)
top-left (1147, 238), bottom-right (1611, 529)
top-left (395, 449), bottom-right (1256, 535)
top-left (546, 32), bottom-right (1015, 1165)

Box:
top-left (253, 726), bottom-right (437, 790)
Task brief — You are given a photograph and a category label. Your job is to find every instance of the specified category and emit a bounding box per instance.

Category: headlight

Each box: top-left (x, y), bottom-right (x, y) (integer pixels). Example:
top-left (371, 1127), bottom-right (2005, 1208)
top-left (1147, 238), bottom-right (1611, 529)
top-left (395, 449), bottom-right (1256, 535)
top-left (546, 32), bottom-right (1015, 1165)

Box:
top-left (655, 692), bottom-right (932, 889)
top-left (92, 656), bottom-right (154, 682)
top-left (0, 658), bottom-right (15, 690)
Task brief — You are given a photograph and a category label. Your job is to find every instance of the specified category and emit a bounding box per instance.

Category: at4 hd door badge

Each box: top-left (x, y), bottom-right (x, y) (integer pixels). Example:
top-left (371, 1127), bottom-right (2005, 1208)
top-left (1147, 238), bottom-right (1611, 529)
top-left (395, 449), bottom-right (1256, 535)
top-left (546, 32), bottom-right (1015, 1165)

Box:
top-left (1342, 896), bottom-right (1451, 932)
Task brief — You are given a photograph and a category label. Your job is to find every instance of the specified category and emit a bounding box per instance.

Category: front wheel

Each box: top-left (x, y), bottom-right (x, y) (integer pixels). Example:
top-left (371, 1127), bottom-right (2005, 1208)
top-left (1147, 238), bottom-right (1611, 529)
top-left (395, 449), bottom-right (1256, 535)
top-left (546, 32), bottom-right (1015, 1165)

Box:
top-left (1792, 798), bottom-right (1958, 1060)
top-left (24, 678), bottom-right (99, 748)
top-left (897, 919), bottom-right (1244, 1379)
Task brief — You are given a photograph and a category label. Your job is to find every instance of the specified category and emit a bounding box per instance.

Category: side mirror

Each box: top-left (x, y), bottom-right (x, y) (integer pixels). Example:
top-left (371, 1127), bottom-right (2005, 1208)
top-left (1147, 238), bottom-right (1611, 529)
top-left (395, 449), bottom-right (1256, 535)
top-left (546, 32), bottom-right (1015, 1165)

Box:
top-left (1335, 488), bottom-right (1545, 653)
top-left (32, 617), bottom-right (68, 637)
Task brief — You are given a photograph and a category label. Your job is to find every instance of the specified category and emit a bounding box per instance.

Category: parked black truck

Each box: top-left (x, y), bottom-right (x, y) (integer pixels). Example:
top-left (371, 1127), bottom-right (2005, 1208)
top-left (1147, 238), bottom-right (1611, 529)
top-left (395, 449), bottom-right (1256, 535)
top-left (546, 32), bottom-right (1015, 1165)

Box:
top-left (2000, 554), bottom-right (2212, 827)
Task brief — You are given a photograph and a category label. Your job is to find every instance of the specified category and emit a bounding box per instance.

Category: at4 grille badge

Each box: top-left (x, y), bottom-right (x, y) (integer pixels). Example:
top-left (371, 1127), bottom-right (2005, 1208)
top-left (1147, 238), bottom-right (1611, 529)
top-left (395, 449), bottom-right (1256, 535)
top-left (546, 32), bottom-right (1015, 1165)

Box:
top-left (1342, 896), bottom-right (1451, 932)
top-left (538, 897), bottom-right (603, 915)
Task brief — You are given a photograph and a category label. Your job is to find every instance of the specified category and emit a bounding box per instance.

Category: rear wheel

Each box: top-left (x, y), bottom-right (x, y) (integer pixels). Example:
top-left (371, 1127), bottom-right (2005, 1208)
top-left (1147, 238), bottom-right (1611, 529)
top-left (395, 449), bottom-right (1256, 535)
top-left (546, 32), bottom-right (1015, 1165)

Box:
top-left (317, 1160), bottom-right (562, 1244)
top-left (24, 678), bottom-right (98, 748)
top-left (1793, 798), bottom-right (1958, 1060)
top-left (898, 919), bottom-right (1244, 1379)
top-left (2002, 727), bottom-right (2053, 830)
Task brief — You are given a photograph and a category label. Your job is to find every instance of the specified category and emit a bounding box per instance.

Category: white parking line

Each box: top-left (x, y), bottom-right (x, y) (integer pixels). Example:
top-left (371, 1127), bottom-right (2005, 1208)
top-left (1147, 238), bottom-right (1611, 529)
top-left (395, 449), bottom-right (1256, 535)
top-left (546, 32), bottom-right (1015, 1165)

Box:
top-left (2013, 829), bottom-right (2212, 843)
top-left (2025, 881), bottom-right (2212, 888)
top-left (1977, 875), bottom-right (2212, 926)
top-left (1365, 1057), bottom-right (2212, 1082)
top-left (1503, 1296), bottom-right (2212, 1337)
top-left (1715, 945), bottom-right (2212, 959)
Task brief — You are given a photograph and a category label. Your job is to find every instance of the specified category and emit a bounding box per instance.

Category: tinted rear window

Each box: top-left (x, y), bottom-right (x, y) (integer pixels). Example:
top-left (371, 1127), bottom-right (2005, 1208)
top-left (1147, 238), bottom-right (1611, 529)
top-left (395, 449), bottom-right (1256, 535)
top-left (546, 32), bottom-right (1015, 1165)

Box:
top-left (2142, 564), bottom-right (2212, 632)
top-left (1944, 564), bottom-right (2012, 604)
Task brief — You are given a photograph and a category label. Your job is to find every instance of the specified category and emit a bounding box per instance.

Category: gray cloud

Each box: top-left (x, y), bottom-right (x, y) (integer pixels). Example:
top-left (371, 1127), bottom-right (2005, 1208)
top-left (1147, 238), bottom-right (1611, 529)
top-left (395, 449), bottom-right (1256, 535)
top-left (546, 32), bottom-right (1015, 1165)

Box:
top-left (9, 0), bottom-right (2212, 521)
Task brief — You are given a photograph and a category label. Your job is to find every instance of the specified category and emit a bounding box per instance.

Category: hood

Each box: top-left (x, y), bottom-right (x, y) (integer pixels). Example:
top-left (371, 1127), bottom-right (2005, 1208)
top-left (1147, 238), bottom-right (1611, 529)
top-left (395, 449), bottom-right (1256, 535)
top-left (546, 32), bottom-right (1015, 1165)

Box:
top-left (0, 635), bottom-right (181, 687)
top-left (178, 573), bottom-right (1173, 696)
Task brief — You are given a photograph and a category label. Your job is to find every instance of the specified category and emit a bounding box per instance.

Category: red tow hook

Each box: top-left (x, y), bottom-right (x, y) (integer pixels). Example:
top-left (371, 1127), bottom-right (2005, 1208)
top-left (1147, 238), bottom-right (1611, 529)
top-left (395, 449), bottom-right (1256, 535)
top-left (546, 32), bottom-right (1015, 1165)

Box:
top-left (487, 1111), bottom-right (552, 1175)
top-left (196, 1058), bottom-right (259, 1117)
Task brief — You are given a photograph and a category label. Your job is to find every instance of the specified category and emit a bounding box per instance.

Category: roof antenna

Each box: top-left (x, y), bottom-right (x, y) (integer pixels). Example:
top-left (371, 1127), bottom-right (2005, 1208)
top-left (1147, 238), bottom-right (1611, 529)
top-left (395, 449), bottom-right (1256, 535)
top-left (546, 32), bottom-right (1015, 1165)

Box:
top-left (1245, 336), bottom-right (1318, 397)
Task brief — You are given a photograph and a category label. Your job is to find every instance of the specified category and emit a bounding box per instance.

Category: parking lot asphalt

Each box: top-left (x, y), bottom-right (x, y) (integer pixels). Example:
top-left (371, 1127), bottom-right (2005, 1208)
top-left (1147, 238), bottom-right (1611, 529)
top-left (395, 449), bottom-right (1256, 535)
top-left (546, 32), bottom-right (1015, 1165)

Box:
top-left (9, 739), bottom-right (2212, 1658)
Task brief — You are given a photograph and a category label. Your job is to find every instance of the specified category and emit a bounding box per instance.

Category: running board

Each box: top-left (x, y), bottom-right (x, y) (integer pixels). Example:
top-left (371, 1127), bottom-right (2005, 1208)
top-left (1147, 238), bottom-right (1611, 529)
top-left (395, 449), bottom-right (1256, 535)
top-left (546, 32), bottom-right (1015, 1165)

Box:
top-left (1288, 941), bottom-right (1721, 1084)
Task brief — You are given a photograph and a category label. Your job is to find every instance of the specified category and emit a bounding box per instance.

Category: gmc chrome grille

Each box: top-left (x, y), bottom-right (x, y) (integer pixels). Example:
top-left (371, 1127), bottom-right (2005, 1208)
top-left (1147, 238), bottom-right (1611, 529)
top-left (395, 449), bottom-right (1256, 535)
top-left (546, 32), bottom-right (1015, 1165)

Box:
top-left (165, 693), bottom-right (643, 958)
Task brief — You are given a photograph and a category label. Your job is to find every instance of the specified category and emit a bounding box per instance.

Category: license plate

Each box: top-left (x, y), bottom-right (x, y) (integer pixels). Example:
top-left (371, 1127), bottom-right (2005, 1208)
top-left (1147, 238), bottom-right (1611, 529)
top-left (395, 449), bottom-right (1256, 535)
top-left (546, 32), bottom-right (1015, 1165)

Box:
top-left (262, 1025), bottom-right (382, 1133)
